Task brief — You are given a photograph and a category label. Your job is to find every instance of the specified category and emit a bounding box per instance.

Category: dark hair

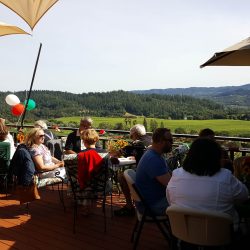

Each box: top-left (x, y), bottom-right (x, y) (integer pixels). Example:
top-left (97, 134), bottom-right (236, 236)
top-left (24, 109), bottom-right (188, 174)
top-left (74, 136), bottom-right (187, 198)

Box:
top-left (183, 138), bottom-right (222, 176)
top-left (199, 128), bottom-right (215, 139)
top-left (152, 128), bottom-right (171, 143)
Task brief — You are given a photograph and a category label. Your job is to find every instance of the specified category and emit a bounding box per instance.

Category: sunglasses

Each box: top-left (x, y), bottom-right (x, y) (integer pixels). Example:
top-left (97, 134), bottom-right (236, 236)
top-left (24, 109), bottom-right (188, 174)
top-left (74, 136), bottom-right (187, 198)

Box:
top-left (39, 134), bottom-right (45, 138)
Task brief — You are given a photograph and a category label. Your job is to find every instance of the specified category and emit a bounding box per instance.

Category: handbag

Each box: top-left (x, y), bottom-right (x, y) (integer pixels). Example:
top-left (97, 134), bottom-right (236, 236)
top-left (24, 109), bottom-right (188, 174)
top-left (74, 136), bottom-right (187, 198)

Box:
top-left (16, 183), bottom-right (41, 204)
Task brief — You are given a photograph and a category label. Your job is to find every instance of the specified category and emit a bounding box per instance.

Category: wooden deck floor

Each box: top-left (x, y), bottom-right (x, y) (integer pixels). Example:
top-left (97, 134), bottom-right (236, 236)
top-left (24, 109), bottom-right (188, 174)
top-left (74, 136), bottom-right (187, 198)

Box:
top-left (0, 186), bottom-right (170, 250)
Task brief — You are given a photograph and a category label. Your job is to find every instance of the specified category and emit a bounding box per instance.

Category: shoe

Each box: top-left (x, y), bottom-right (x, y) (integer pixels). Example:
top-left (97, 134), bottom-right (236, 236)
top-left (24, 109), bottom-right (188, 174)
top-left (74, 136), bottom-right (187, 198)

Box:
top-left (114, 206), bottom-right (135, 217)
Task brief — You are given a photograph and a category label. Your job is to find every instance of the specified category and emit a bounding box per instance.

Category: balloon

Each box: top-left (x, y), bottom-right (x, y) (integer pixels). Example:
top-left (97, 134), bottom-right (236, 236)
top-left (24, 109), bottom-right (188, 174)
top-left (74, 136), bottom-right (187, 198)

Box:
top-left (5, 94), bottom-right (20, 106)
top-left (11, 103), bottom-right (25, 116)
top-left (24, 99), bottom-right (36, 110)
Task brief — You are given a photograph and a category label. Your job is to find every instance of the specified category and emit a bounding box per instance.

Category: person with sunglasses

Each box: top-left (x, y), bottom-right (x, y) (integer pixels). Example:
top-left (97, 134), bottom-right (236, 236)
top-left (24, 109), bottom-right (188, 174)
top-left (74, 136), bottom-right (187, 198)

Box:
top-left (25, 128), bottom-right (64, 187)
top-left (135, 128), bottom-right (173, 216)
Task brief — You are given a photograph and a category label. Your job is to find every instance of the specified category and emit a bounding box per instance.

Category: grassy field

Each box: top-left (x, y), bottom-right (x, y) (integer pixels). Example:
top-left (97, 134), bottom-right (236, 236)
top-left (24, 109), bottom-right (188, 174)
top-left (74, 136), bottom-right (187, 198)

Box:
top-left (55, 116), bottom-right (250, 137)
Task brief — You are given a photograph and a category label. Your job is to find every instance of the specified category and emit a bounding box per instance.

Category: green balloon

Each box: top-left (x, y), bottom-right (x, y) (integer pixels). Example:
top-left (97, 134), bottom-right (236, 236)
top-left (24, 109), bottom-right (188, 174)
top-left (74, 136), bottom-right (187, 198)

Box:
top-left (24, 99), bottom-right (36, 110)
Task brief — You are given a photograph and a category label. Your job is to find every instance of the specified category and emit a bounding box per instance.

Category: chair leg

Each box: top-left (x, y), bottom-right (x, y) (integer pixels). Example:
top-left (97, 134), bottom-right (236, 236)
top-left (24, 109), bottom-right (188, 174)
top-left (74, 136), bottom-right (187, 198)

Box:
top-left (131, 219), bottom-right (139, 242)
top-left (25, 202), bottom-right (30, 215)
top-left (110, 192), bottom-right (113, 218)
top-left (102, 197), bottom-right (107, 232)
top-left (133, 219), bottom-right (145, 250)
top-left (73, 201), bottom-right (77, 234)
top-left (5, 176), bottom-right (8, 198)
top-left (155, 219), bottom-right (171, 243)
top-left (57, 182), bottom-right (65, 211)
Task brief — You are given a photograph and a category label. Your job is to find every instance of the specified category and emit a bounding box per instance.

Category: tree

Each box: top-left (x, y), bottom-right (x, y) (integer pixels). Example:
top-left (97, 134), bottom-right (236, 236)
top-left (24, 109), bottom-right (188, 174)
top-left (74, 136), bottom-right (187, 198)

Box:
top-left (114, 122), bottom-right (124, 130)
top-left (143, 117), bottom-right (148, 131)
top-left (150, 119), bottom-right (158, 132)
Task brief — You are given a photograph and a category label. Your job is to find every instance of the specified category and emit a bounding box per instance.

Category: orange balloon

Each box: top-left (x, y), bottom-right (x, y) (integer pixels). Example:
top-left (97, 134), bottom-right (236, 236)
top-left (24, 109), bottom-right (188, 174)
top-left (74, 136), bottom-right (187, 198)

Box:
top-left (11, 103), bottom-right (25, 116)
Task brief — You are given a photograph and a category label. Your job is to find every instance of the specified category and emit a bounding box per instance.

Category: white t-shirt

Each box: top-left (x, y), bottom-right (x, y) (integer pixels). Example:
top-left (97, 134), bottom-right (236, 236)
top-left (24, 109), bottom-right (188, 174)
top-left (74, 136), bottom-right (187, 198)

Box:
top-left (166, 167), bottom-right (249, 218)
top-left (3, 133), bottom-right (16, 159)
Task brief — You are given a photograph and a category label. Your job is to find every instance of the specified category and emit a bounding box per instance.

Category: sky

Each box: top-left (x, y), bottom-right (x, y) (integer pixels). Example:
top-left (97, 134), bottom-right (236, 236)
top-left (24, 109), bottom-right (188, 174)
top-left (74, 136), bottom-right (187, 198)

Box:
top-left (1, 0), bottom-right (250, 94)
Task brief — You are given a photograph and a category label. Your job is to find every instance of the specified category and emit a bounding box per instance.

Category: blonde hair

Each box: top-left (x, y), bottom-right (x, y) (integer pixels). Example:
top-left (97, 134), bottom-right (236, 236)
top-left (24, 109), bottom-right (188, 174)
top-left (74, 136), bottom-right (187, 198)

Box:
top-left (25, 127), bottom-right (43, 147)
top-left (81, 129), bottom-right (99, 146)
top-left (0, 118), bottom-right (8, 141)
top-left (34, 120), bottom-right (48, 129)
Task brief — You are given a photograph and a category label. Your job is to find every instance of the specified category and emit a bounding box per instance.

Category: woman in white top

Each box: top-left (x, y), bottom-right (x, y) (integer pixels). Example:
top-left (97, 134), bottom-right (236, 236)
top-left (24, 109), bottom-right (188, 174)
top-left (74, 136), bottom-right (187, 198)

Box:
top-left (0, 118), bottom-right (15, 159)
top-left (25, 128), bottom-right (65, 187)
top-left (166, 137), bottom-right (249, 226)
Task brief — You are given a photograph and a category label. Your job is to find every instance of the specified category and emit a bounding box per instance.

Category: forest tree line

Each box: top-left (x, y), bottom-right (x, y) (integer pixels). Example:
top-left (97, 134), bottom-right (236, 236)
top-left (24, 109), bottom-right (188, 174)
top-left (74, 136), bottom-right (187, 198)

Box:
top-left (0, 90), bottom-right (249, 122)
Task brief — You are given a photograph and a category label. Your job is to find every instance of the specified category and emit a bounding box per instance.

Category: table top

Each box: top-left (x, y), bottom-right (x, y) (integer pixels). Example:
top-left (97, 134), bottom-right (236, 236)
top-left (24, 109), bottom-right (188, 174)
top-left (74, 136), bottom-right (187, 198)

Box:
top-left (117, 157), bottom-right (136, 166)
top-left (63, 153), bottom-right (136, 167)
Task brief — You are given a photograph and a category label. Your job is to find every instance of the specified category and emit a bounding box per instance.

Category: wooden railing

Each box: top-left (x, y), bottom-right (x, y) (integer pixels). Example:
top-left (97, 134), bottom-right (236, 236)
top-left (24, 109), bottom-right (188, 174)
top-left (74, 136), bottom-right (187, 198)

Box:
top-left (7, 124), bottom-right (250, 161)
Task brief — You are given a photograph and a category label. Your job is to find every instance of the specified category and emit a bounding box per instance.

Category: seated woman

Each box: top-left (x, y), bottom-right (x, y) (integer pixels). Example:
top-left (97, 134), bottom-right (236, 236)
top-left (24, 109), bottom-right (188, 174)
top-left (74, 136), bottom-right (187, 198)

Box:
top-left (77, 129), bottom-right (109, 215)
top-left (167, 137), bottom-right (249, 230)
top-left (0, 117), bottom-right (16, 159)
top-left (25, 128), bottom-right (65, 188)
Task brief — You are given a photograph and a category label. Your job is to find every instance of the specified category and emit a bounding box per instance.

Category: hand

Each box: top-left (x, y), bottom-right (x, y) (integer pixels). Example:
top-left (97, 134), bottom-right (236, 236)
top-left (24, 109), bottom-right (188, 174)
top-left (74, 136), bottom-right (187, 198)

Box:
top-left (58, 161), bottom-right (64, 167)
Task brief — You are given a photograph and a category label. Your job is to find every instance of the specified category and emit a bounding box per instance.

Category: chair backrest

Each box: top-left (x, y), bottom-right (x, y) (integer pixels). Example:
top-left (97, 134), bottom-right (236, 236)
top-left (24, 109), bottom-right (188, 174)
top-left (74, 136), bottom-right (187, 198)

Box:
top-left (64, 154), bottom-right (79, 194)
top-left (47, 139), bottom-right (63, 160)
top-left (166, 205), bottom-right (233, 246)
top-left (65, 152), bottom-right (110, 199)
top-left (0, 141), bottom-right (11, 174)
top-left (124, 169), bottom-right (141, 202)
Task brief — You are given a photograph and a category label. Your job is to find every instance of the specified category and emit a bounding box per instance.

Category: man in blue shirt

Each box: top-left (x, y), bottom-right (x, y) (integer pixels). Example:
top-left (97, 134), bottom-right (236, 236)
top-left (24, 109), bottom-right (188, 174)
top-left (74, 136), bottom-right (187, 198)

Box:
top-left (136, 128), bottom-right (173, 215)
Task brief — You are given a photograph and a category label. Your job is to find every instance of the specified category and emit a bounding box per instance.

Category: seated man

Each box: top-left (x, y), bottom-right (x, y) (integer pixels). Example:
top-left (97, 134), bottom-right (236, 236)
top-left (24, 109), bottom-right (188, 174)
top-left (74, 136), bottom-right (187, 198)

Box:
top-left (114, 124), bottom-right (151, 216)
top-left (135, 128), bottom-right (173, 216)
top-left (64, 116), bottom-right (102, 154)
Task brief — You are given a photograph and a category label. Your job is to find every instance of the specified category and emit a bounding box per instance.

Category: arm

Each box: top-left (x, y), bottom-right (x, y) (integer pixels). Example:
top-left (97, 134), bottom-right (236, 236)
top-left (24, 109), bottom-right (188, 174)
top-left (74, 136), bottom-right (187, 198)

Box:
top-left (33, 154), bottom-right (62, 172)
top-left (52, 156), bottom-right (64, 167)
top-left (156, 172), bottom-right (172, 187)
top-left (64, 149), bottom-right (77, 155)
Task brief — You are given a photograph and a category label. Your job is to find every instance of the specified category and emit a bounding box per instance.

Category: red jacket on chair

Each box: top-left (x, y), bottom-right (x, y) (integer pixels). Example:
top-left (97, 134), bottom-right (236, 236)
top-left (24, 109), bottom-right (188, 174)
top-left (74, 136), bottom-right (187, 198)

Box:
top-left (77, 149), bottom-right (104, 189)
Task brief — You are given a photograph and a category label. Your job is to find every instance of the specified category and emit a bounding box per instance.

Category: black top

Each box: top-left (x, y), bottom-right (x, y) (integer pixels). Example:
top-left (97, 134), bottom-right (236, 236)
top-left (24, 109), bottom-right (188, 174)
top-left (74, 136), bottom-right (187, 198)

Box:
top-left (122, 135), bottom-right (151, 165)
top-left (65, 130), bottom-right (102, 153)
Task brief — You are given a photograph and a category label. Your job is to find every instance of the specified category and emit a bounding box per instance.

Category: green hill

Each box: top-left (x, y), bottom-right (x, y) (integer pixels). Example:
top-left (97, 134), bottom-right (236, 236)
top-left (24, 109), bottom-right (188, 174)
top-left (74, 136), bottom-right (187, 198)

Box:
top-left (0, 90), bottom-right (228, 122)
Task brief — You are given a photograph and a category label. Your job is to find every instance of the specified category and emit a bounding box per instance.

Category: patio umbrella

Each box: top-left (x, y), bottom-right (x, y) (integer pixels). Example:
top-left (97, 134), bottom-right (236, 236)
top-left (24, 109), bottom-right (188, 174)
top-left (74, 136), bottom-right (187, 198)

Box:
top-left (0, 22), bottom-right (30, 36)
top-left (0, 0), bottom-right (58, 30)
top-left (200, 37), bottom-right (250, 68)
top-left (0, 0), bottom-right (59, 128)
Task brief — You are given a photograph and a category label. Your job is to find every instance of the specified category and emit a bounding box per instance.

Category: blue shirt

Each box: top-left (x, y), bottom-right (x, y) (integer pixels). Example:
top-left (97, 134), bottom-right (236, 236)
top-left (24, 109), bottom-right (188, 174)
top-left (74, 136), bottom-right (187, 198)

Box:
top-left (135, 148), bottom-right (169, 206)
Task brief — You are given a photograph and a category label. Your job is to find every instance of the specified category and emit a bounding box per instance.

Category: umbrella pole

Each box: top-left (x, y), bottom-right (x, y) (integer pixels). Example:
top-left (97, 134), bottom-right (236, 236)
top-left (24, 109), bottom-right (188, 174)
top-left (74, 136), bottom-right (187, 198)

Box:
top-left (20, 42), bottom-right (42, 129)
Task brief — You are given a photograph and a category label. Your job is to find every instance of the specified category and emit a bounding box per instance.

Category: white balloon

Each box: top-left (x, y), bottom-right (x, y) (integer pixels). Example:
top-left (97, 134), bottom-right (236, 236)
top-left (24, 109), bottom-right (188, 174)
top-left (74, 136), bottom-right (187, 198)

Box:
top-left (5, 94), bottom-right (20, 106)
